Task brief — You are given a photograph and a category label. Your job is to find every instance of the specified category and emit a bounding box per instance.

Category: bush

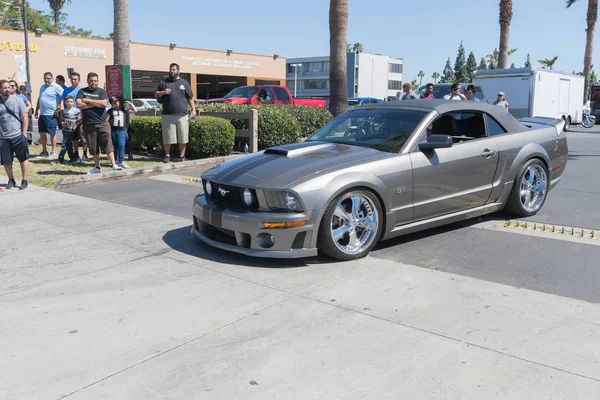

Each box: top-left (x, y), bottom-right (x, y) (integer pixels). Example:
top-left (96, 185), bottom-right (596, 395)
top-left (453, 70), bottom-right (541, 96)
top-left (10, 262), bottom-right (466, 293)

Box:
top-left (196, 103), bottom-right (330, 148)
top-left (255, 106), bottom-right (300, 149)
top-left (279, 105), bottom-right (333, 137)
top-left (130, 116), bottom-right (234, 158)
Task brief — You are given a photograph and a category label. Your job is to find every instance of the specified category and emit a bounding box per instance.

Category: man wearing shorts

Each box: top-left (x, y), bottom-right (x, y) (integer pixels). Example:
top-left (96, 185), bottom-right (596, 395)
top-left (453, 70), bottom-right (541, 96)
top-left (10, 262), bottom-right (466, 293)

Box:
top-left (0, 80), bottom-right (30, 190)
top-left (154, 63), bottom-right (196, 163)
top-left (76, 72), bottom-right (122, 174)
top-left (34, 72), bottom-right (63, 158)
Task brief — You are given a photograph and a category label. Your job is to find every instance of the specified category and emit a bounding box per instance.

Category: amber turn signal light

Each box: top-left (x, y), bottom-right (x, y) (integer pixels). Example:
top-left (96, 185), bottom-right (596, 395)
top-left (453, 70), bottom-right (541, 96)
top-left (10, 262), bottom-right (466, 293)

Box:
top-left (263, 221), bottom-right (307, 229)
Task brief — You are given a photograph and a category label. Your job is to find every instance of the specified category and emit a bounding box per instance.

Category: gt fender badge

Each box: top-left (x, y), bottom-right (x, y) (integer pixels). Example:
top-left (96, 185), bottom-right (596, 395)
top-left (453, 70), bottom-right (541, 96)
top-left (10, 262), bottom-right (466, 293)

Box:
top-left (397, 187), bottom-right (407, 194)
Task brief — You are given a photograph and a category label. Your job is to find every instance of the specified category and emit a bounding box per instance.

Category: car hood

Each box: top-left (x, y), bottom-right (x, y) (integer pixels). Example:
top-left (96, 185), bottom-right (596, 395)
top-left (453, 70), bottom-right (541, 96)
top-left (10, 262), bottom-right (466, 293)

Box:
top-left (202, 141), bottom-right (392, 189)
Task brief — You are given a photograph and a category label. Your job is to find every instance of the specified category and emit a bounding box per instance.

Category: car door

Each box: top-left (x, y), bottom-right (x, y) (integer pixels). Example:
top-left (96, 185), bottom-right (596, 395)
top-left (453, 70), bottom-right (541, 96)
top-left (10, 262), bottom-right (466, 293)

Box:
top-left (409, 111), bottom-right (500, 221)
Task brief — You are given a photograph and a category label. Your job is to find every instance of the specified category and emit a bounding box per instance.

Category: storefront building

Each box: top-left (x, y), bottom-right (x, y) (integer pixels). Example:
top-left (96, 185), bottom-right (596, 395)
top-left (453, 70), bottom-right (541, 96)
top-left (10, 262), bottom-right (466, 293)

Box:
top-left (0, 29), bottom-right (285, 102)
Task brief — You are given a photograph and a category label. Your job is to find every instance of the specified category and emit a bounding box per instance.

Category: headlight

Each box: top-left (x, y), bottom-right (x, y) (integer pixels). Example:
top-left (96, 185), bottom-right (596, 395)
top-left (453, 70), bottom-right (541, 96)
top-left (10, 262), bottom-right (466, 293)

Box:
top-left (205, 181), bottom-right (212, 195)
top-left (242, 188), bottom-right (253, 206)
top-left (265, 190), bottom-right (304, 212)
top-left (285, 192), bottom-right (299, 210)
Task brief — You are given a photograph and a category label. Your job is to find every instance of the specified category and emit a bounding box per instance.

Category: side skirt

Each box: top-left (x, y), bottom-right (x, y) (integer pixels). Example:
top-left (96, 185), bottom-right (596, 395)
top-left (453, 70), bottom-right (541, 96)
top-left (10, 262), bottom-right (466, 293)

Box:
top-left (381, 203), bottom-right (505, 241)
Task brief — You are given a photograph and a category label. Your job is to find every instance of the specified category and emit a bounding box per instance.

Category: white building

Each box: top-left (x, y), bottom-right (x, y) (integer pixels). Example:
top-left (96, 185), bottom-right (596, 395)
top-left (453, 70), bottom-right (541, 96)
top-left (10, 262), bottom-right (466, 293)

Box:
top-left (286, 53), bottom-right (404, 100)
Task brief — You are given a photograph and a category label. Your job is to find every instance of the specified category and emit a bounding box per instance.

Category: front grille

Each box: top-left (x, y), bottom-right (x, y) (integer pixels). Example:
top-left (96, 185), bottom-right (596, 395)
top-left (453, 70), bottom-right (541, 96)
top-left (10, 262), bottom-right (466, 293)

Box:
top-left (204, 181), bottom-right (258, 209)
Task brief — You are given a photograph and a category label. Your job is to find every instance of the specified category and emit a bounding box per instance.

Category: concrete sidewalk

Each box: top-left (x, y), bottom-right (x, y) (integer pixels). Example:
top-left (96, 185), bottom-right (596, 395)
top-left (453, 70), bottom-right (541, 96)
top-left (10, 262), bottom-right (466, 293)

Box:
top-left (1, 185), bottom-right (599, 399)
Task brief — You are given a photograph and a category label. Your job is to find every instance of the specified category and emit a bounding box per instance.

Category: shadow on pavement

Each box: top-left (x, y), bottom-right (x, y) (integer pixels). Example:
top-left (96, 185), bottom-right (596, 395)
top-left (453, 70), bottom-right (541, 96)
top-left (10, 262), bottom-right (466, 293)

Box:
top-left (162, 225), bottom-right (335, 269)
top-left (374, 213), bottom-right (507, 251)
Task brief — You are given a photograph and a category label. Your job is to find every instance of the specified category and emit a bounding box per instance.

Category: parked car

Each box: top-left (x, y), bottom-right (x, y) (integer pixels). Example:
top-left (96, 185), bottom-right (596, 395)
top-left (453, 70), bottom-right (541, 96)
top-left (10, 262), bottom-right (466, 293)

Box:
top-left (349, 97), bottom-right (382, 107)
top-left (415, 83), bottom-right (486, 102)
top-left (192, 100), bottom-right (567, 260)
top-left (132, 98), bottom-right (161, 111)
top-left (204, 85), bottom-right (327, 108)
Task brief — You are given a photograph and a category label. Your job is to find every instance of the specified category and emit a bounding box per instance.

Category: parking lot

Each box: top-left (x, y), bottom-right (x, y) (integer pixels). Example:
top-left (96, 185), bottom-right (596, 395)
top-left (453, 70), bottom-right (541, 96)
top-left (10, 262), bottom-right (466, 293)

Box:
top-left (3, 125), bottom-right (599, 399)
top-left (63, 126), bottom-right (600, 303)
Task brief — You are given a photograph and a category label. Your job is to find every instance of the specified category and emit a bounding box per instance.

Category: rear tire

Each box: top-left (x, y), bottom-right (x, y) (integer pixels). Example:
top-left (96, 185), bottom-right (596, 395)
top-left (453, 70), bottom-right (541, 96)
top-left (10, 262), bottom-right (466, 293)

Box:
top-left (563, 116), bottom-right (571, 132)
top-left (505, 159), bottom-right (549, 217)
top-left (317, 189), bottom-right (383, 261)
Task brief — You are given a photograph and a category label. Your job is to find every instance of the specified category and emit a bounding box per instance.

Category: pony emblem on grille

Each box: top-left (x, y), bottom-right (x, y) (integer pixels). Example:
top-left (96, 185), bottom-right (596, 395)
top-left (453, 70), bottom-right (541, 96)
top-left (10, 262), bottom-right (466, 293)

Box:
top-left (218, 188), bottom-right (230, 196)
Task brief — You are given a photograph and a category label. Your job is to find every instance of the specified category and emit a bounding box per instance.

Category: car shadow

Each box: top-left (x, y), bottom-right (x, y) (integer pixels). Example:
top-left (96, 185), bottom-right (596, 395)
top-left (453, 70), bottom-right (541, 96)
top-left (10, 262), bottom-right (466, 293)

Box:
top-left (162, 225), bottom-right (337, 268)
top-left (373, 212), bottom-right (509, 251)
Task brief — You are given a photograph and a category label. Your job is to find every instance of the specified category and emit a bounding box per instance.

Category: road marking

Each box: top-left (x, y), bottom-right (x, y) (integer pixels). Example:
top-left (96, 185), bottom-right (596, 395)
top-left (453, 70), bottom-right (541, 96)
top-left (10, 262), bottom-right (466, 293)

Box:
top-left (473, 219), bottom-right (600, 246)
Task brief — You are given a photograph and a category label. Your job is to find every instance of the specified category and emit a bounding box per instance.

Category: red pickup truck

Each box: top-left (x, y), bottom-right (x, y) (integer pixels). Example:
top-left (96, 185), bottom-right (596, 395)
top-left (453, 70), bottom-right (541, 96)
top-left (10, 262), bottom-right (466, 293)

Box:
top-left (203, 85), bottom-right (326, 108)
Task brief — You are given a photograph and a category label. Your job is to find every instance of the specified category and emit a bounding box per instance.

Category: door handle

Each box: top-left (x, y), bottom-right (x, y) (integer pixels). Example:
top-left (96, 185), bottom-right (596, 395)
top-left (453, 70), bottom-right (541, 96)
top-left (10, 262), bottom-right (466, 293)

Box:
top-left (481, 149), bottom-right (496, 157)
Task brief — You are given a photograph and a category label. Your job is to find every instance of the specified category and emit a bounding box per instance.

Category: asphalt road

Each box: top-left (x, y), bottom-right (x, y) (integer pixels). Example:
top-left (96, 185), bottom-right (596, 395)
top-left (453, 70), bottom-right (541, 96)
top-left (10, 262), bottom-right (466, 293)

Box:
top-left (62, 126), bottom-right (600, 303)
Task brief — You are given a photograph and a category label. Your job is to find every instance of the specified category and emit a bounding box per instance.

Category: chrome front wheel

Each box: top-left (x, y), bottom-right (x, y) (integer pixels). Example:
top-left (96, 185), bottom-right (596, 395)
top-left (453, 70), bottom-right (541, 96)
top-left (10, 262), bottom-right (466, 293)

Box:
top-left (318, 190), bottom-right (383, 260)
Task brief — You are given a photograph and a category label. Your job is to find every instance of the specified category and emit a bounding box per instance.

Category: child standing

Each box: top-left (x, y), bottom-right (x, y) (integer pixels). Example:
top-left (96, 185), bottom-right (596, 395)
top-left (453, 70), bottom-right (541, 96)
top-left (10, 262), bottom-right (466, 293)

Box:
top-left (52, 95), bottom-right (80, 165)
top-left (107, 96), bottom-right (137, 168)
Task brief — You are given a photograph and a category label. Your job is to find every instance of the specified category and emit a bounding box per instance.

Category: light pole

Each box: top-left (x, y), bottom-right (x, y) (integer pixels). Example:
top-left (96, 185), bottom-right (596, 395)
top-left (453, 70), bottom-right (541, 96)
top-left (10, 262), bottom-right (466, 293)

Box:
top-left (21, 0), bottom-right (31, 87)
top-left (291, 63), bottom-right (302, 98)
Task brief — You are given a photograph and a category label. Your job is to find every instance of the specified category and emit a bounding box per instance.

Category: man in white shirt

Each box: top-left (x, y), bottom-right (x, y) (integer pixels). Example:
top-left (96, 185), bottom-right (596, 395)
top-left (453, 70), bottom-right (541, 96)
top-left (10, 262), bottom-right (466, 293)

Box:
top-left (464, 84), bottom-right (481, 102)
top-left (443, 83), bottom-right (467, 100)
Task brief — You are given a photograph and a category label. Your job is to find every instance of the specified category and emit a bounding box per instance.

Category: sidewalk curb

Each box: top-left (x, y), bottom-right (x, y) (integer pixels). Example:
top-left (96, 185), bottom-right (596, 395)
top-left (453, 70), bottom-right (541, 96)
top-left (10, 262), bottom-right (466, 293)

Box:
top-left (55, 154), bottom-right (245, 190)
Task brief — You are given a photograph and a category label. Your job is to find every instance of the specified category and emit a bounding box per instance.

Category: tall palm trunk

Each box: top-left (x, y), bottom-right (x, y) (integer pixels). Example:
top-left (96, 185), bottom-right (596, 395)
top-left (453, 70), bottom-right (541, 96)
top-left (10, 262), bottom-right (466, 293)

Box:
top-left (52, 8), bottom-right (60, 32)
top-left (329, 0), bottom-right (348, 117)
top-left (113, 0), bottom-right (130, 66)
top-left (498, 0), bottom-right (513, 69)
top-left (583, 0), bottom-right (598, 101)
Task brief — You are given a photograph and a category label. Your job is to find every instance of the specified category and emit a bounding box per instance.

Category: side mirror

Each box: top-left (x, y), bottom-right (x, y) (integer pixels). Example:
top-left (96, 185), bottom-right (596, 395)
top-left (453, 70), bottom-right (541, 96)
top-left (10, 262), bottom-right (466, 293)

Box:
top-left (418, 134), bottom-right (453, 151)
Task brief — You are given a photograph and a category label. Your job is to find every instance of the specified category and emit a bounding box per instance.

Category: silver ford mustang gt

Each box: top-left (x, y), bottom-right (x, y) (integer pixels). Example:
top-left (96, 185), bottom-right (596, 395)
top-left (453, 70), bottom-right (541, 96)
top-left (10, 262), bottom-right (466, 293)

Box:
top-left (192, 100), bottom-right (568, 260)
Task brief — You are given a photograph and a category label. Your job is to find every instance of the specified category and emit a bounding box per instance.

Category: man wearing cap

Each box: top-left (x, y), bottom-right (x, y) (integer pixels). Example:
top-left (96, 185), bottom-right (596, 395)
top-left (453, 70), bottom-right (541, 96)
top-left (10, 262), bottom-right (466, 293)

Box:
top-left (494, 92), bottom-right (510, 110)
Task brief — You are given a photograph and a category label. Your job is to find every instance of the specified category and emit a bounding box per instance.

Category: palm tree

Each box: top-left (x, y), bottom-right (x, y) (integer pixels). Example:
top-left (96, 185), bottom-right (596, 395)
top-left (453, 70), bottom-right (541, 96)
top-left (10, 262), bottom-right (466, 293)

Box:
top-left (346, 42), bottom-right (352, 53)
top-left (538, 56), bottom-right (559, 70)
top-left (352, 42), bottom-right (364, 53)
top-left (432, 72), bottom-right (440, 84)
top-left (498, 0), bottom-right (513, 69)
top-left (329, 0), bottom-right (348, 117)
top-left (113, 0), bottom-right (130, 66)
top-left (567, 0), bottom-right (598, 102)
top-left (417, 70), bottom-right (425, 86)
top-left (47, 0), bottom-right (71, 33)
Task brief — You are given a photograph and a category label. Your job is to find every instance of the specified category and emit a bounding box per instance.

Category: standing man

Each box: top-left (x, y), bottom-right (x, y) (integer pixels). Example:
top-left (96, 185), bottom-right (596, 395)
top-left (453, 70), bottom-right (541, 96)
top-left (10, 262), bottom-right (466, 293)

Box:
top-left (420, 83), bottom-right (435, 99)
top-left (444, 83), bottom-right (467, 100)
top-left (60, 72), bottom-right (87, 162)
top-left (19, 85), bottom-right (33, 143)
top-left (34, 72), bottom-right (63, 158)
top-left (76, 72), bottom-right (122, 174)
top-left (0, 80), bottom-right (30, 190)
top-left (401, 82), bottom-right (418, 100)
top-left (465, 84), bottom-right (481, 102)
top-left (56, 75), bottom-right (67, 90)
top-left (154, 63), bottom-right (196, 163)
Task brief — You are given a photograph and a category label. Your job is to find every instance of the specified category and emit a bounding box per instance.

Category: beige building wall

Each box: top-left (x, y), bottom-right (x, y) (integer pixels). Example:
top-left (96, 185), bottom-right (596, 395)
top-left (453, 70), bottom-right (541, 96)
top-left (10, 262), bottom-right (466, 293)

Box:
top-left (0, 29), bottom-right (285, 102)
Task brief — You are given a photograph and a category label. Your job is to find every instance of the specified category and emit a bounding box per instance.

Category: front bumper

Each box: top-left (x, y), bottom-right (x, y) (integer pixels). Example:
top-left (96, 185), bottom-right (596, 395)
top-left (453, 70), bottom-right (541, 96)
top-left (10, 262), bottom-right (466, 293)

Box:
top-left (192, 195), bottom-right (319, 258)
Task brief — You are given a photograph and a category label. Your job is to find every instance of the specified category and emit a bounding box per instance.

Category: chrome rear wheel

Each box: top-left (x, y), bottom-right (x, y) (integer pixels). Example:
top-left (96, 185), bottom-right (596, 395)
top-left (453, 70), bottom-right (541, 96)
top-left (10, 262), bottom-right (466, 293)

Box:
top-left (519, 164), bottom-right (547, 213)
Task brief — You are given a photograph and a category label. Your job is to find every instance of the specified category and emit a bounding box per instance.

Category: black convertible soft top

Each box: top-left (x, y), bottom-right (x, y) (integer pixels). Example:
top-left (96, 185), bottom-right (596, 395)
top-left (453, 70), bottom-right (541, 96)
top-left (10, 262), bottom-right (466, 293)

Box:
top-left (362, 99), bottom-right (527, 132)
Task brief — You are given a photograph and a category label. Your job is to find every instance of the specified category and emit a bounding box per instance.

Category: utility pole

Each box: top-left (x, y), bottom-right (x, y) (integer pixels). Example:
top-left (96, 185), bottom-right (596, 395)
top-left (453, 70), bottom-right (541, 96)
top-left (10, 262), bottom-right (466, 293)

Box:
top-left (22, 0), bottom-right (31, 88)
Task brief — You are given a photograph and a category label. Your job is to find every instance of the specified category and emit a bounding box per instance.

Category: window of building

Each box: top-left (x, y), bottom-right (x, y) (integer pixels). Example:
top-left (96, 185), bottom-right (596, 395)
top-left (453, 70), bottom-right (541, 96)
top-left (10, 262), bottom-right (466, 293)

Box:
top-left (389, 63), bottom-right (403, 73)
top-left (388, 80), bottom-right (403, 90)
top-left (286, 80), bottom-right (299, 91)
top-left (303, 79), bottom-right (329, 90)
top-left (306, 62), bottom-right (329, 73)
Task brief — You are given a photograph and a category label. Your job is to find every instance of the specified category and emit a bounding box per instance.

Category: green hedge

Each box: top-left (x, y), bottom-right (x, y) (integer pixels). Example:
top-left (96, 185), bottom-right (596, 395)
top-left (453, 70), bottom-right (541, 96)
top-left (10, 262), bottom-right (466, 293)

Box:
top-left (196, 103), bottom-right (333, 145)
top-left (129, 116), bottom-right (234, 158)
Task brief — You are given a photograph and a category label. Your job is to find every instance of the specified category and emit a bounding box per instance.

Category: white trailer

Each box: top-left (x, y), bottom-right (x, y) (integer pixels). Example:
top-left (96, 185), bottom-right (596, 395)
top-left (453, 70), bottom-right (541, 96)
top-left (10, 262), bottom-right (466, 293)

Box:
top-left (473, 67), bottom-right (584, 131)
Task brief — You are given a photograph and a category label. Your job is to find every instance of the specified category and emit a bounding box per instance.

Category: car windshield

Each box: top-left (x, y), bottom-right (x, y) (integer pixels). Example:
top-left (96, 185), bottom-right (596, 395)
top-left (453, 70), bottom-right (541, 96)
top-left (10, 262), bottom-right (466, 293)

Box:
top-left (147, 100), bottom-right (159, 107)
top-left (306, 108), bottom-right (426, 153)
top-left (224, 86), bottom-right (257, 99)
top-left (348, 100), bottom-right (360, 106)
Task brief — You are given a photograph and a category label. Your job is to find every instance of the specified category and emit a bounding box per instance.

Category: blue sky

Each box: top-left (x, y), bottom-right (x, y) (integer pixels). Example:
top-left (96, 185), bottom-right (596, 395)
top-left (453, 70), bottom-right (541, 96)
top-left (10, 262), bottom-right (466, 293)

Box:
top-left (30, 0), bottom-right (597, 81)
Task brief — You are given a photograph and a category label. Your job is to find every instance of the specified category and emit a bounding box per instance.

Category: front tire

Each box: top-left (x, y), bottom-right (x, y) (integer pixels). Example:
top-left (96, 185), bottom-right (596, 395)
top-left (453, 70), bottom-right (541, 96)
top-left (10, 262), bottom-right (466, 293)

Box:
top-left (505, 159), bottom-right (549, 217)
top-left (317, 189), bottom-right (383, 261)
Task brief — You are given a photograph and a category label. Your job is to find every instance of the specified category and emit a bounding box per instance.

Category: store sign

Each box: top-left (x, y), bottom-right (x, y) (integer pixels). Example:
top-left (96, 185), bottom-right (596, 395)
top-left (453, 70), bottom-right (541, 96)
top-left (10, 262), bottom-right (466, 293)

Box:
top-left (64, 45), bottom-right (106, 59)
top-left (0, 40), bottom-right (37, 52)
top-left (181, 56), bottom-right (259, 69)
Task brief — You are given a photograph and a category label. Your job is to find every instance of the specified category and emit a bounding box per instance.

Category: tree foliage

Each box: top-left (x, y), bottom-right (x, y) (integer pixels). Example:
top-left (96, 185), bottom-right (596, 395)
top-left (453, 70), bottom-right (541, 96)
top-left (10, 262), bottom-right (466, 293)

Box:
top-left (441, 58), bottom-right (455, 83)
top-left (466, 51), bottom-right (477, 81)
top-left (453, 41), bottom-right (468, 83)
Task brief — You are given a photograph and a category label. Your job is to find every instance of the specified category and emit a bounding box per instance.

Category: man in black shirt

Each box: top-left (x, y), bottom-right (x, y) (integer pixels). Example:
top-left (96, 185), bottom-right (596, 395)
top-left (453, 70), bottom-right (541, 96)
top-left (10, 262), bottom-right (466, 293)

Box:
top-left (76, 72), bottom-right (122, 174)
top-left (154, 63), bottom-right (196, 163)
